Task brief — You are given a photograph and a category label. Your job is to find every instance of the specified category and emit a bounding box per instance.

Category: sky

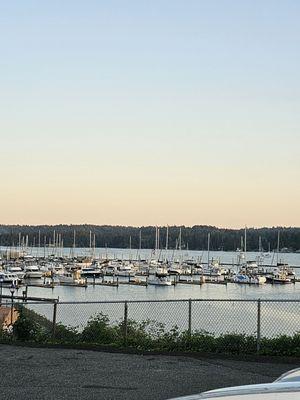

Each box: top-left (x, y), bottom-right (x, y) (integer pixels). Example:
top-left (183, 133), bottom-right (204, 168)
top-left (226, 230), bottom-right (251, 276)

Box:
top-left (0, 1), bottom-right (299, 228)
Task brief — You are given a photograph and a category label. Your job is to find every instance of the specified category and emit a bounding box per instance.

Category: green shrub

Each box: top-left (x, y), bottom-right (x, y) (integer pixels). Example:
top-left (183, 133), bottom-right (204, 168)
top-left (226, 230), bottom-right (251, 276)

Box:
top-left (260, 334), bottom-right (300, 357)
top-left (80, 312), bottom-right (118, 344)
top-left (6, 308), bottom-right (300, 358)
top-left (186, 330), bottom-right (217, 353)
top-left (13, 308), bottom-right (41, 341)
top-left (53, 323), bottom-right (79, 343)
top-left (215, 333), bottom-right (257, 355)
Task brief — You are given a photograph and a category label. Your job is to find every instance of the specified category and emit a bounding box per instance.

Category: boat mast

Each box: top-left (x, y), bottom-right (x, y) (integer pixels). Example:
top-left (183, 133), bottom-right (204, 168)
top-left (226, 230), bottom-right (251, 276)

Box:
top-left (72, 229), bottom-right (76, 259)
top-left (38, 229), bottom-right (41, 257)
top-left (18, 232), bottom-right (21, 255)
top-left (53, 230), bottom-right (56, 256)
top-left (277, 230), bottom-right (280, 264)
top-left (164, 225), bottom-right (169, 263)
top-left (139, 229), bottom-right (142, 251)
top-left (178, 227), bottom-right (182, 264)
top-left (179, 227), bottom-right (182, 252)
top-left (44, 235), bottom-right (46, 259)
top-left (93, 233), bottom-right (96, 259)
top-left (258, 235), bottom-right (262, 266)
top-left (244, 226), bottom-right (247, 263)
top-left (207, 232), bottom-right (210, 268)
top-left (165, 225), bottom-right (169, 251)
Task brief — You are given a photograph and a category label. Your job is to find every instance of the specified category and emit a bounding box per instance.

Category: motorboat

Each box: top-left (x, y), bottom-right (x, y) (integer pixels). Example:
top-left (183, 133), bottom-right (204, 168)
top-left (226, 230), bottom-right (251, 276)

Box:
top-left (5, 266), bottom-right (25, 280)
top-left (116, 262), bottom-right (135, 277)
top-left (202, 259), bottom-right (229, 277)
top-left (57, 270), bottom-right (85, 285)
top-left (104, 263), bottom-right (118, 276)
top-left (44, 262), bottom-right (65, 276)
top-left (0, 272), bottom-right (20, 285)
top-left (148, 274), bottom-right (172, 286)
top-left (277, 263), bottom-right (295, 278)
top-left (232, 273), bottom-right (266, 284)
top-left (167, 263), bottom-right (183, 275)
top-left (24, 265), bottom-right (43, 279)
top-left (148, 266), bottom-right (172, 286)
top-left (267, 271), bottom-right (292, 284)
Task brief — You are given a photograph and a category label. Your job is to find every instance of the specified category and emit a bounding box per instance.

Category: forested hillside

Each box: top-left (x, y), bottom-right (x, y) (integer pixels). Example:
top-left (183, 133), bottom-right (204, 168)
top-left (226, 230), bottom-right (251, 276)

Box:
top-left (0, 225), bottom-right (299, 252)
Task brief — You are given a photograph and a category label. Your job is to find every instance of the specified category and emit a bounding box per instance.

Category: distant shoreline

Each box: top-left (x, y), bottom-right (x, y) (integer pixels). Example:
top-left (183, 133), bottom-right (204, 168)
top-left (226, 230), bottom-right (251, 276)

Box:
top-left (0, 225), bottom-right (300, 252)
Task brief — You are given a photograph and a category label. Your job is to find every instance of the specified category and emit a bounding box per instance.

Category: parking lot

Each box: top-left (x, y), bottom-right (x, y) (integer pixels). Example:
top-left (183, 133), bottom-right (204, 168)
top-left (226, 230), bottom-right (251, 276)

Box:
top-left (0, 345), bottom-right (298, 400)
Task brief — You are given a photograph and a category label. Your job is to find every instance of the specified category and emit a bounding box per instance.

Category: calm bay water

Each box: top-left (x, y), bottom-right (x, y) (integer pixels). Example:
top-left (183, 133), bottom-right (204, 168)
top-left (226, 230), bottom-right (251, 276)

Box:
top-left (1, 247), bottom-right (300, 302)
top-left (2, 248), bottom-right (299, 336)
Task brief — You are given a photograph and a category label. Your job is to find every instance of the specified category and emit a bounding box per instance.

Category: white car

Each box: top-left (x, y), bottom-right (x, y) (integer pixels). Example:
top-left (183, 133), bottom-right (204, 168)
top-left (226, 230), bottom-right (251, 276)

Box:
top-left (169, 368), bottom-right (300, 399)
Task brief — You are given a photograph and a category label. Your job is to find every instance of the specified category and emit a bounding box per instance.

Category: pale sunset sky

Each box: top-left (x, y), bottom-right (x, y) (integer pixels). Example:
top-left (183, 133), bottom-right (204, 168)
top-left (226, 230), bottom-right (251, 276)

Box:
top-left (0, 1), bottom-right (299, 227)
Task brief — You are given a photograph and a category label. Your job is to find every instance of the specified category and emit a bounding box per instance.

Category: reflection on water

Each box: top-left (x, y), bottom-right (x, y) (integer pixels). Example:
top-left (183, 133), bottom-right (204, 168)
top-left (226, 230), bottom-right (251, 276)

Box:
top-left (2, 273), bottom-right (300, 303)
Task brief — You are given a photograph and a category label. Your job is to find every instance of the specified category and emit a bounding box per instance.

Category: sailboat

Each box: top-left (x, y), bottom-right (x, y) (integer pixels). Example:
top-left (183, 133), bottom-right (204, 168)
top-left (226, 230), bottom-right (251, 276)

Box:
top-left (232, 227), bottom-right (266, 284)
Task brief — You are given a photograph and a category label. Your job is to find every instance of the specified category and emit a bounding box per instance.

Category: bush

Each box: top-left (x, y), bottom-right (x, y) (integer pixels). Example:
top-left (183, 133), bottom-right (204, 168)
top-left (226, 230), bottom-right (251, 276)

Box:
top-left (6, 308), bottom-right (300, 358)
top-left (53, 323), bottom-right (79, 343)
top-left (13, 308), bottom-right (41, 341)
top-left (215, 333), bottom-right (257, 355)
top-left (80, 313), bottom-right (118, 344)
top-left (260, 334), bottom-right (300, 357)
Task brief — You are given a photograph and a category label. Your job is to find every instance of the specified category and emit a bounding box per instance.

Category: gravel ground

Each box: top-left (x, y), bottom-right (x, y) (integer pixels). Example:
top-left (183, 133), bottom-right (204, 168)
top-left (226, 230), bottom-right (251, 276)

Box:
top-left (0, 345), bottom-right (298, 400)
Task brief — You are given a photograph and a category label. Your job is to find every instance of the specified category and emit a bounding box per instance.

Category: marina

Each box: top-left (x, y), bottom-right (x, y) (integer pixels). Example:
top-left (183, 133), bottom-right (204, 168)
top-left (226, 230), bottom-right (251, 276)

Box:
top-left (0, 246), bottom-right (300, 303)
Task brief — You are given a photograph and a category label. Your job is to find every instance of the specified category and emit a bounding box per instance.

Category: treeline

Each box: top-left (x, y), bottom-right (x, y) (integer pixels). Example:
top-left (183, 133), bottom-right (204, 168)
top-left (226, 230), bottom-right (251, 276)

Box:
top-left (0, 225), bottom-right (300, 251)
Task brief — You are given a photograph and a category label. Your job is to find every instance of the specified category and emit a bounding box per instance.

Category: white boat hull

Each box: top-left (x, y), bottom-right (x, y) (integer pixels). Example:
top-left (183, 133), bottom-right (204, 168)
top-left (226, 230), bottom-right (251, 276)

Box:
top-left (25, 272), bottom-right (43, 279)
top-left (148, 277), bottom-right (172, 286)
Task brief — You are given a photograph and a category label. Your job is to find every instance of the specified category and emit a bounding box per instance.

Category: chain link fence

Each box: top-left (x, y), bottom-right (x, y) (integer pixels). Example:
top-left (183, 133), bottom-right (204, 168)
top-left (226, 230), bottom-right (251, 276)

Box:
top-left (3, 298), bottom-right (300, 355)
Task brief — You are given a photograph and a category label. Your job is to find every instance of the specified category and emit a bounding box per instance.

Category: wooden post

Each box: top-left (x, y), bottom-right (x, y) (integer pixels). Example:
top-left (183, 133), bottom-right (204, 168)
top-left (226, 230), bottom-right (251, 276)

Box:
top-left (23, 285), bottom-right (28, 302)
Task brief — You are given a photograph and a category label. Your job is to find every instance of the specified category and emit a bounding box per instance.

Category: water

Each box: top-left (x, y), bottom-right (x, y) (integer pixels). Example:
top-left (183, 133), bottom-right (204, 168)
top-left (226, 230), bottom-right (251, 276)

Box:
top-left (1, 248), bottom-right (300, 302)
top-left (2, 248), bottom-right (299, 337)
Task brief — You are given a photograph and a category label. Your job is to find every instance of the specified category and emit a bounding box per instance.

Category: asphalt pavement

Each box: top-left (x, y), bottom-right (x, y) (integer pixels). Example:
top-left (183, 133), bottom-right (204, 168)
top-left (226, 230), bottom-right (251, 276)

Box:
top-left (0, 345), bottom-right (298, 400)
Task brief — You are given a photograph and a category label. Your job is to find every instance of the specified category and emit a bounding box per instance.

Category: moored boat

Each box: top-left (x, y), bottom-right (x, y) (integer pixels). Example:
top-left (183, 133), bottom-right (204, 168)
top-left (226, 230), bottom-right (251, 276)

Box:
top-left (57, 270), bottom-right (85, 285)
top-left (0, 272), bottom-right (20, 285)
top-left (267, 272), bottom-right (293, 284)
top-left (148, 266), bottom-right (172, 286)
top-left (148, 274), bottom-right (172, 286)
top-left (232, 273), bottom-right (266, 285)
top-left (24, 265), bottom-right (43, 279)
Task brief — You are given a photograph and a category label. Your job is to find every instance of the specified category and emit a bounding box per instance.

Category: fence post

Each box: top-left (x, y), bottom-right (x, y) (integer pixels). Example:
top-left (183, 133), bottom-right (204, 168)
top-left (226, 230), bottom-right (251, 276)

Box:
top-left (123, 301), bottom-right (128, 346)
top-left (188, 299), bottom-right (192, 338)
top-left (52, 301), bottom-right (58, 340)
top-left (256, 299), bottom-right (261, 353)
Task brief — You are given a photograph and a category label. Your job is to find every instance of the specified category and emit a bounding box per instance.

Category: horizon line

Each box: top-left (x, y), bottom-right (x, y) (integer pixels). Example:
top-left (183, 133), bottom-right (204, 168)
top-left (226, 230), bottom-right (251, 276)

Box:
top-left (0, 224), bottom-right (299, 230)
